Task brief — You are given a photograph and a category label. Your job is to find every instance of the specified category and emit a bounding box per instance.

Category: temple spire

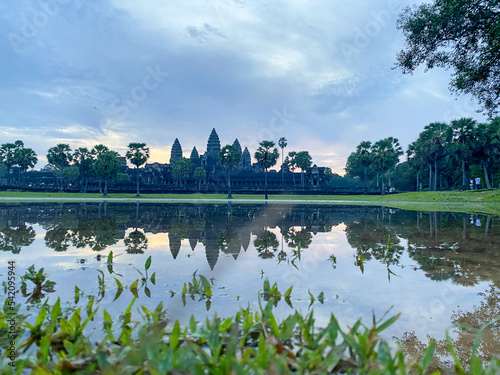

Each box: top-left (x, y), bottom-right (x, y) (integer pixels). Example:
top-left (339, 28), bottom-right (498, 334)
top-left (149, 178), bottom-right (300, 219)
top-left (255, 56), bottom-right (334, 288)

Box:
top-left (170, 138), bottom-right (182, 164)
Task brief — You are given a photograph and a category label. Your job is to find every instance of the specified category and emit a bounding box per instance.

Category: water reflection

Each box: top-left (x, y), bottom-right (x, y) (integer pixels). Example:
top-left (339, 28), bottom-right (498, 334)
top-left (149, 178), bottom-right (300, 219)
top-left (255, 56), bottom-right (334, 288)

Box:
top-left (1, 204), bottom-right (500, 286)
top-left (2, 202), bottom-right (500, 365)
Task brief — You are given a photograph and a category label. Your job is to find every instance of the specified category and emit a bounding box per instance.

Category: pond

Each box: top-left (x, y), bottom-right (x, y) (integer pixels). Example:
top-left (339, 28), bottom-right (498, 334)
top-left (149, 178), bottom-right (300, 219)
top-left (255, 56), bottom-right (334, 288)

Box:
top-left (1, 202), bottom-right (500, 366)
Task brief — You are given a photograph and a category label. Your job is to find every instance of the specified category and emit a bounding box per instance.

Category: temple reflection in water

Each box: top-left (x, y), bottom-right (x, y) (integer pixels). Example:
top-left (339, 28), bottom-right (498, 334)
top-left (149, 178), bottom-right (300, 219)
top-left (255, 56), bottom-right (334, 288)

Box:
top-left (1, 202), bottom-right (500, 286)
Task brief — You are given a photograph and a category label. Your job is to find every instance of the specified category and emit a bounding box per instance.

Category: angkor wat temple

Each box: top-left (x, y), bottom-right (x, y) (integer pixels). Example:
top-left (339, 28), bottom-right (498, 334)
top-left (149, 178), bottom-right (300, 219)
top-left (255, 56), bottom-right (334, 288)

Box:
top-left (140, 128), bottom-right (330, 192)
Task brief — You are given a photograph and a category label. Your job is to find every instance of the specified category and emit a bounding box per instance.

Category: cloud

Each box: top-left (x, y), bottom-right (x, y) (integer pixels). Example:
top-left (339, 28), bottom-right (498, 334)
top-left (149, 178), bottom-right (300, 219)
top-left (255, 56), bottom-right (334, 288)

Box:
top-left (0, 0), bottom-right (487, 171)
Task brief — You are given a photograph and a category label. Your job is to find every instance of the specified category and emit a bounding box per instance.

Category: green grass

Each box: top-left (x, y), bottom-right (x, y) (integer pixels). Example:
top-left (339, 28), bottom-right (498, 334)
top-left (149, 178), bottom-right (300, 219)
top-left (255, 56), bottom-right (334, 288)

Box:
top-left (2, 190), bottom-right (500, 214)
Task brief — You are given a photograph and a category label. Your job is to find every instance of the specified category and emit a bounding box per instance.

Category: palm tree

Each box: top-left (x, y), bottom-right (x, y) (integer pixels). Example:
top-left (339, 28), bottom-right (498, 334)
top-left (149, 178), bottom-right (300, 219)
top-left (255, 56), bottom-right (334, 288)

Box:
top-left (47, 144), bottom-right (72, 191)
top-left (219, 145), bottom-right (241, 199)
top-left (94, 151), bottom-right (120, 196)
top-left (254, 140), bottom-right (279, 200)
top-left (0, 140), bottom-right (23, 185)
top-left (126, 143), bottom-right (150, 197)
top-left (285, 151), bottom-right (297, 188)
top-left (278, 137), bottom-right (287, 187)
top-left (295, 151), bottom-right (312, 187)
top-left (193, 167), bottom-right (206, 191)
top-left (73, 148), bottom-right (93, 192)
top-left (91, 144), bottom-right (110, 193)
top-left (447, 118), bottom-right (477, 190)
top-left (15, 146), bottom-right (38, 185)
top-left (371, 137), bottom-right (403, 195)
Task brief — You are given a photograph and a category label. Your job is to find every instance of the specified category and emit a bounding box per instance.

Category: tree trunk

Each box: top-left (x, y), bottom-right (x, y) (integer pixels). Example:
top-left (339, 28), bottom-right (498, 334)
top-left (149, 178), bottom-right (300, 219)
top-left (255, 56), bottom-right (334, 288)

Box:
top-left (103, 180), bottom-right (108, 196)
top-left (429, 164), bottom-right (432, 191)
top-left (136, 167), bottom-right (140, 196)
top-left (433, 159), bottom-right (438, 191)
top-left (264, 168), bottom-right (268, 200)
top-left (416, 170), bottom-right (420, 191)
top-left (462, 159), bottom-right (467, 190)
top-left (381, 173), bottom-right (385, 195)
top-left (483, 163), bottom-right (492, 188)
top-left (292, 171), bottom-right (296, 188)
top-left (227, 168), bottom-right (232, 199)
top-left (60, 166), bottom-right (65, 192)
top-left (84, 177), bottom-right (88, 193)
top-left (363, 165), bottom-right (367, 194)
top-left (376, 172), bottom-right (379, 187)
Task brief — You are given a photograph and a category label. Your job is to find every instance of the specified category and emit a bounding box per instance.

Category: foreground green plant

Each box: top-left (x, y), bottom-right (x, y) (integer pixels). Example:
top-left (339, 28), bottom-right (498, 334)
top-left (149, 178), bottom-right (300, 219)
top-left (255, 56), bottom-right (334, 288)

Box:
top-left (2, 295), bottom-right (499, 374)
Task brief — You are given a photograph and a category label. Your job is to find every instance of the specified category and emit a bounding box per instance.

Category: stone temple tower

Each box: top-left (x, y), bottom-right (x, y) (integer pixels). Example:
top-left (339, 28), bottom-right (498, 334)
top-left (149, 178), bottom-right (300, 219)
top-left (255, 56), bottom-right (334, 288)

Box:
top-left (170, 138), bottom-right (182, 165)
top-left (242, 147), bottom-right (251, 168)
top-left (206, 128), bottom-right (221, 157)
top-left (205, 128), bottom-right (221, 167)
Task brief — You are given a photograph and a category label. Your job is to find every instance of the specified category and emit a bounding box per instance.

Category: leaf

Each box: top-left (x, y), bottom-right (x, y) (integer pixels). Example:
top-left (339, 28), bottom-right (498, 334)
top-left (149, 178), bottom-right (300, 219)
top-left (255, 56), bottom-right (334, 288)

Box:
top-left (419, 339), bottom-right (435, 373)
top-left (144, 286), bottom-right (151, 298)
top-left (284, 286), bottom-right (293, 298)
top-left (219, 317), bottom-right (233, 332)
top-left (130, 279), bottom-right (139, 298)
top-left (145, 256), bottom-right (152, 271)
top-left (171, 320), bottom-right (180, 350)
top-left (318, 291), bottom-right (325, 304)
top-left (114, 278), bottom-right (123, 290)
top-left (107, 251), bottom-right (113, 264)
top-left (150, 272), bottom-right (156, 285)
top-left (199, 275), bottom-right (212, 298)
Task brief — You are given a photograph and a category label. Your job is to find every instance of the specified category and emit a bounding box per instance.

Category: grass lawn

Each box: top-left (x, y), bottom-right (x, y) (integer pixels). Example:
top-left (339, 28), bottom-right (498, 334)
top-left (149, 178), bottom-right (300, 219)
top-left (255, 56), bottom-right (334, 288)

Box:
top-left (1, 190), bottom-right (500, 214)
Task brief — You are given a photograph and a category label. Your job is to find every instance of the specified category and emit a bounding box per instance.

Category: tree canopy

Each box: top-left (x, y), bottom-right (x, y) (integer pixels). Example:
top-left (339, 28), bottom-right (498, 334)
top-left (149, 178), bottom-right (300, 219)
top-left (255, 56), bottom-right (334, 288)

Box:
top-left (396, 0), bottom-right (500, 116)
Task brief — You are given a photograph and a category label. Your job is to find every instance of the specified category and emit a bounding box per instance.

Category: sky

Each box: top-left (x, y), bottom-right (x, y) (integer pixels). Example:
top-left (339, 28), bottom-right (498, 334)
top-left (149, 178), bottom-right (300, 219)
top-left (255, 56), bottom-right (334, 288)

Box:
top-left (0, 0), bottom-right (487, 174)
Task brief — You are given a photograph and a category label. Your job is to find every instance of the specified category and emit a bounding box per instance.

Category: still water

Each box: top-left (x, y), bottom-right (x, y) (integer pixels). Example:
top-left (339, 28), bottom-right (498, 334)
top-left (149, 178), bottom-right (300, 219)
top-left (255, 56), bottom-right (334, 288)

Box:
top-left (1, 202), bottom-right (499, 364)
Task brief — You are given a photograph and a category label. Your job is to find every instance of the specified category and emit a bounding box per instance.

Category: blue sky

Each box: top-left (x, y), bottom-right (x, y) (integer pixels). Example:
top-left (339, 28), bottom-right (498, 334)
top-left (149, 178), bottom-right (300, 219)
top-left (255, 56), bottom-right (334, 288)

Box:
top-left (0, 0), bottom-right (485, 173)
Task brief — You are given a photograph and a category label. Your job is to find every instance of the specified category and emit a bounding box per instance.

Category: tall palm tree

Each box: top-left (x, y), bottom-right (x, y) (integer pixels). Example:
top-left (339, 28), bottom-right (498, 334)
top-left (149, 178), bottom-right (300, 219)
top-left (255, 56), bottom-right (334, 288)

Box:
top-left (447, 118), bottom-right (477, 190)
top-left (47, 144), bottom-right (72, 191)
top-left (254, 140), bottom-right (279, 200)
top-left (219, 145), bottom-right (241, 199)
top-left (15, 146), bottom-right (38, 185)
top-left (285, 151), bottom-right (297, 188)
top-left (91, 144), bottom-right (110, 193)
top-left (295, 151), bottom-right (312, 187)
top-left (126, 143), bottom-right (150, 197)
top-left (0, 140), bottom-right (23, 185)
top-left (372, 137), bottom-right (403, 195)
top-left (278, 137), bottom-right (287, 187)
top-left (73, 148), bottom-right (93, 192)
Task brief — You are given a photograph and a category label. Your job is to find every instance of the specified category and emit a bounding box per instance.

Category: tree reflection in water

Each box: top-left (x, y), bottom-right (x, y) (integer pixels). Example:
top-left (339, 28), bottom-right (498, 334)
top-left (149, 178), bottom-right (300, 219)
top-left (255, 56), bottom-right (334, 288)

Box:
top-left (0, 224), bottom-right (35, 253)
top-left (398, 284), bottom-right (500, 372)
top-left (1, 203), bottom-right (500, 285)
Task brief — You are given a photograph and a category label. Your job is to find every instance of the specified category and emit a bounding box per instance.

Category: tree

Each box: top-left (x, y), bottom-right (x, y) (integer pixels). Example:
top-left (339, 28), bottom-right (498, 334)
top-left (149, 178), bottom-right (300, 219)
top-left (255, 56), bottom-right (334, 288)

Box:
top-left (418, 123), bottom-right (450, 191)
top-left (47, 144), bottom-right (72, 191)
top-left (73, 148), bottom-right (93, 192)
top-left (91, 144), bottom-right (110, 193)
top-left (372, 137), bottom-right (403, 195)
top-left (278, 137), bottom-right (287, 187)
top-left (345, 141), bottom-right (373, 193)
top-left (0, 140), bottom-right (23, 185)
top-left (473, 118), bottom-right (500, 188)
top-left (14, 145), bottom-right (37, 185)
top-left (219, 145), bottom-right (241, 199)
top-left (172, 158), bottom-right (192, 186)
top-left (447, 118), bottom-right (477, 190)
top-left (94, 150), bottom-right (120, 196)
top-left (396, 1), bottom-right (500, 116)
top-left (285, 151), bottom-right (298, 188)
top-left (193, 167), bottom-right (207, 191)
top-left (126, 142), bottom-right (150, 197)
top-left (254, 140), bottom-right (279, 200)
top-left (295, 151), bottom-right (312, 187)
